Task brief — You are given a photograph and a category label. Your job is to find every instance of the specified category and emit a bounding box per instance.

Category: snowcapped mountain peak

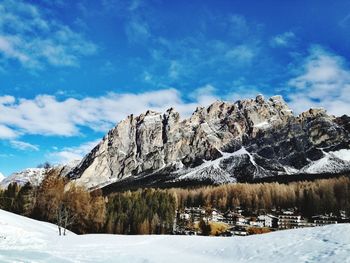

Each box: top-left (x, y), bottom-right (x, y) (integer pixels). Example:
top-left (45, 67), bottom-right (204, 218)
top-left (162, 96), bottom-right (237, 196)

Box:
top-left (66, 95), bottom-right (350, 190)
top-left (0, 158), bottom-right (81, 189)
top-left (67, 95), bottom-right (350, 191)
top-left (4, 96), bottom-right (349, 191)
top-left (0, 168), bottom-right (47, 189)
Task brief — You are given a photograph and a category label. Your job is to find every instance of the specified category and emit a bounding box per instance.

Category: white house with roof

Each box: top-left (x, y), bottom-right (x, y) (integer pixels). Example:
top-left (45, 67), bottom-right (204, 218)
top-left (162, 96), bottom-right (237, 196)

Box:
top-left (257, 214), bottom-right (278, 228)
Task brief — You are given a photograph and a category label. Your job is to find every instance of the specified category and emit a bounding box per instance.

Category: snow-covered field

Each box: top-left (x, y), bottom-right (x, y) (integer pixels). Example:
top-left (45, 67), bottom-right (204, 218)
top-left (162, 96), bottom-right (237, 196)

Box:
top-left (0, 209), bottom-right (349, 263)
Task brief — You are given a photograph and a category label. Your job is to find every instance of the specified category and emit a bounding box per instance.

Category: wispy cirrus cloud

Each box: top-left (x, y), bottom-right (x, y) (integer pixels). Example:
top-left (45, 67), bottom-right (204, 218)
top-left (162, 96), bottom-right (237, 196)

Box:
top-left (10, 140), bottom-right (39, 151)
top-left (0, 0), bottom-right (97, 70)
top-left (0, 125), bottom-right (17, 139)
top-left (125, 17), bottom-right (151, 43)
top-left (141, 13), bottom-right (262, 86)
top-left (105, 0), bottom-right (152, 44)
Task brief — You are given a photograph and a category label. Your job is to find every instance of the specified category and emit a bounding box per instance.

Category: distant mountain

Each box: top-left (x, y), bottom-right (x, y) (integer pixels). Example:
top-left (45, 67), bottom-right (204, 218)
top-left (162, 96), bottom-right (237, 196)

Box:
top-left (65, 95), bottom-right (350, 191)
top-left (0, 168), bottom-right (47, 188)
top-left (0, 160), bottom-right (80, 189)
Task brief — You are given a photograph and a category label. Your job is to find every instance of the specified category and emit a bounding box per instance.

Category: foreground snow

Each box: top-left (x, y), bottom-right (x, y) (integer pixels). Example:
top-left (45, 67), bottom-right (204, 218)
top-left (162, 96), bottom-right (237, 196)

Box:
top-left (0, 210), bottom-right (350, 263)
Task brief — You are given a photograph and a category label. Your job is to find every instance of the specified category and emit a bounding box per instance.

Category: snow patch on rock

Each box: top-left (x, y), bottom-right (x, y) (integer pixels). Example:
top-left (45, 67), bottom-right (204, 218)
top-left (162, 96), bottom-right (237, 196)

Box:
top-left (177, 147), bottom-right (256, 184)
top-left (301, 151), bottom-right (350, 174)
top-left (330, 149), bottom-right (350, 162)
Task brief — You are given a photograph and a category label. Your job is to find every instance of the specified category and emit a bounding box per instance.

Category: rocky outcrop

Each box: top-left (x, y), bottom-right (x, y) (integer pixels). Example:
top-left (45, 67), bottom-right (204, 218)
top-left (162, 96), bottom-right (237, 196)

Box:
top-left (67, 95), bottom-right (350, 190)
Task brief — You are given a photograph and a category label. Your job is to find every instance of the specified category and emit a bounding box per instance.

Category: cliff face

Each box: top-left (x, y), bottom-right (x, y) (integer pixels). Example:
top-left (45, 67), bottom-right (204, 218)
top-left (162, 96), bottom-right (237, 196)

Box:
top-left (67, 95), bottom-right (350, 189)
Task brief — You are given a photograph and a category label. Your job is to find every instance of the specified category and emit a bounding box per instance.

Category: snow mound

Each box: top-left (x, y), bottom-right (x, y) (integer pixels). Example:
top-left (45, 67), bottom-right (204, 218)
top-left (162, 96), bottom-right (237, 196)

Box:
top-left (1, 209), bottom-right (350, 263)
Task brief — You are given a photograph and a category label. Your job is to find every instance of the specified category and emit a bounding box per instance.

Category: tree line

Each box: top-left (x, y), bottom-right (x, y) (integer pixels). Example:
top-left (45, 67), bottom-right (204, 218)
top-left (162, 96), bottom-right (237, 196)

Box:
top-left (0, 169), bottom-right (176, 235)
top-left (0, 169), bottom-right (105, 234)
top-left (170, 176), bottom-right (350, 218)
top-left (1, 173), bottom-right (349, 234)
top-left (105, 189), bottom-right (176, 234)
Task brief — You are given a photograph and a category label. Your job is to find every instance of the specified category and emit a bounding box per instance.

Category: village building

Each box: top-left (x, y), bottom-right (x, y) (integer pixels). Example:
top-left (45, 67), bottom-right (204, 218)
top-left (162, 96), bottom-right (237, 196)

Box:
top-left (278, 213), bottom-right (303, 229)
top-left (257, 214), bottom-right (278, 228)
top-left (312, 215), bottom-right (338, 226)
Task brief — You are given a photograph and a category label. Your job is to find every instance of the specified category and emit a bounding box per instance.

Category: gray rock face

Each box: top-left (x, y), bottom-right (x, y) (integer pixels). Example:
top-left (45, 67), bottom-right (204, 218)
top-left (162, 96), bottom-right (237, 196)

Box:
top-left (67, 95), bottom-right (350, 189)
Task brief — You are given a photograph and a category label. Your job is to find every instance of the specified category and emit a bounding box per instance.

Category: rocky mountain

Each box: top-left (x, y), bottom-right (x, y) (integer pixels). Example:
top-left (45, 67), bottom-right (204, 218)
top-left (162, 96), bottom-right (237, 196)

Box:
top-left (0, 168), bottom-right (47, 189)
top-left (0, 160), bottom-right (80, 189)
top-left (66, 95), bottom-right (350, 191)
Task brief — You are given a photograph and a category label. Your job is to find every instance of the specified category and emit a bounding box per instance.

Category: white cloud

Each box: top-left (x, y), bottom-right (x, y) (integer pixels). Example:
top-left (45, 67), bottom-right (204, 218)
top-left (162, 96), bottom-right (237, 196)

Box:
top-left (270, 31), bottom-right (296, 47)
top-left (0, 36), bottom-right (30, 63)
top-left (0, 88), bottom-right (219, 139)
top-left (0, 95), bottom-right (15, 104)
top-left (0, 0), bottom-right (96, 69)
top-left (288, 46), bottom-right (350, 116)
top-left (49, 139), bottom-right (101, 164)
top-left (189, 85), bottom-right (219, 106)
top-left (10, 140), bottom-right (39, 151)
top-left (0, 124), bottom-right (17, 139)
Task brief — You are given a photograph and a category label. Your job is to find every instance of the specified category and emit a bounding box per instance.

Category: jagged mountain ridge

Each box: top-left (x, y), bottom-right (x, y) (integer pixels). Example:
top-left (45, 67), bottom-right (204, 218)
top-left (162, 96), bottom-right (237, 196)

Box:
top-left (66, 95), bottom-right (350, 190)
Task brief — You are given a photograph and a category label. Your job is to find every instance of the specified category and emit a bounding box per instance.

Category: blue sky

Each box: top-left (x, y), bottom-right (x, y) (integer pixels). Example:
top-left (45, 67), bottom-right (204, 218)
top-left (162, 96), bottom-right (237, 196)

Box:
top-left (0, 0), bottom-right (350, 175)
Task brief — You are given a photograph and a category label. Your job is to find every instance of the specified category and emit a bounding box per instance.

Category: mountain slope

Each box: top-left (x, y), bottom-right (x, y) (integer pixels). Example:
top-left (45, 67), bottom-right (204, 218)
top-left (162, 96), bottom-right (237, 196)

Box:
top-left (67, 95), bottom-right (350, 190)
top-left (0, 168), bottom-right (47, 188)
top-left (1, 209), bottom-right (350, 263)
top-left (0, 161), bottom-right (79, 189)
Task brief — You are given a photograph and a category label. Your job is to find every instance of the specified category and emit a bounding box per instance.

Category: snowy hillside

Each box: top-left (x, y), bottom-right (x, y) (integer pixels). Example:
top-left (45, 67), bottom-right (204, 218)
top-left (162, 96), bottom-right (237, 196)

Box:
top-left (301, 149), bottom-right (350, 174)
top-left (0, 209), bottom-right (350, 263)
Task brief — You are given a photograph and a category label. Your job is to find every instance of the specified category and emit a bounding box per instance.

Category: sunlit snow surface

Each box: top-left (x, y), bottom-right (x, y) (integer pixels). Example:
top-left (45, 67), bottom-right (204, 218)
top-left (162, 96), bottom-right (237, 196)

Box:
top-left (1, 210), bottom-right (350, 263)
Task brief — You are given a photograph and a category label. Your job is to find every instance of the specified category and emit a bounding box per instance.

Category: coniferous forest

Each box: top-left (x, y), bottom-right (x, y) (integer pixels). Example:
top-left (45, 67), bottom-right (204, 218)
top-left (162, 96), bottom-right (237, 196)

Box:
top-left (171, 176), bottom-right (350, 218)
top-left (0, 169), bottom-right (349, 234)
